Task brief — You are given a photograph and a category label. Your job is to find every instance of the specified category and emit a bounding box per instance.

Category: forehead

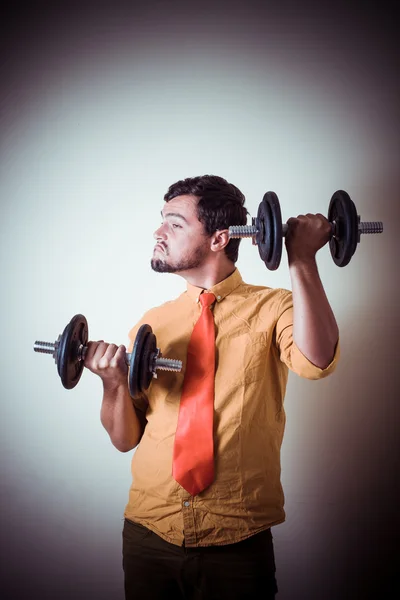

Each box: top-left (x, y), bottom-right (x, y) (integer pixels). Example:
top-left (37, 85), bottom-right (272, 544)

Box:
top-left (162, 194), bottom-right (199, 218)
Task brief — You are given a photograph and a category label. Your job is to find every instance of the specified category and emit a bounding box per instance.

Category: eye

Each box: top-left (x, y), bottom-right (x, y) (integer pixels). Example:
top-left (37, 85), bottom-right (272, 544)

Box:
top-left (172, 223), bottom-right (181, 229)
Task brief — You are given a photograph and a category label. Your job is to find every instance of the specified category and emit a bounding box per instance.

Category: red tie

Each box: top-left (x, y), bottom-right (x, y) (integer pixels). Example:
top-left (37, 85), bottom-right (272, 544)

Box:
top-left (172, 292), bottom-right (216, 496)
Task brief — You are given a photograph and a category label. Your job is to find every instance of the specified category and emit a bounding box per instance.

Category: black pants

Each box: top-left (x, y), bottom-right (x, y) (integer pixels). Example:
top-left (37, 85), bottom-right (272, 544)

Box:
top-left (122, 519), bottom-right (278, 599)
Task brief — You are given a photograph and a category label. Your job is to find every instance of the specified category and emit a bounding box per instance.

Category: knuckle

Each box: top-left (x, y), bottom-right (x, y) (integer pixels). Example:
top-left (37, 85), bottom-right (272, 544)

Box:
top-left (110, 357), bottom-right (121, 369)
top-left (98, 357), bottom-right (110, 369)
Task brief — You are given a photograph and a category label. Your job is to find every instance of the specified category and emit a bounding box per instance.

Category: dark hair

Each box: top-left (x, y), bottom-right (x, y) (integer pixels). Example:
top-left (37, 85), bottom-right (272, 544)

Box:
top-left (164, 175), bottom-right (248, 263)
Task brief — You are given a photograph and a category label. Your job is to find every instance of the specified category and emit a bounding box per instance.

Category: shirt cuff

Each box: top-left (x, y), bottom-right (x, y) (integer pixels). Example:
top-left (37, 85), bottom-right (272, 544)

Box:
top-left (289, 339), bottom-right (340, 380)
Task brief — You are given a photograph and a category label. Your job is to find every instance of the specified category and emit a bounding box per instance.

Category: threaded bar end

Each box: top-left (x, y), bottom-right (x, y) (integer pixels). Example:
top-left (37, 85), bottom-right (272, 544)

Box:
top-left (229, 225), bottom-right (258, 239)
top-left (359, 221), bottom-right (383, 234)
top-left (155, 358), bottom-right (182, 372)
top-left (34, 341), bottom-right (56, 354)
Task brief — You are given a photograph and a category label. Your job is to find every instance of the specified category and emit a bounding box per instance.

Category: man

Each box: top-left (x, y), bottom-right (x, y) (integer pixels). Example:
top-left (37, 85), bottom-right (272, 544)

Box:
top-left (85, 175), bottom-right (339, 599)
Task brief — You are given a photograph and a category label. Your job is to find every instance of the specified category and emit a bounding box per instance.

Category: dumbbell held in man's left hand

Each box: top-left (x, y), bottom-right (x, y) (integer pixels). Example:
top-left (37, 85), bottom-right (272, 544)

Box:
top-left (229, 190), bottom-right (383, 270)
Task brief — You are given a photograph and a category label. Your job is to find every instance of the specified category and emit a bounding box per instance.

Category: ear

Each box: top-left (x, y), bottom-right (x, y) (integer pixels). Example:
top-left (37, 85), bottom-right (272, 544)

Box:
top-left (210, 229), bottom-right (230, 253)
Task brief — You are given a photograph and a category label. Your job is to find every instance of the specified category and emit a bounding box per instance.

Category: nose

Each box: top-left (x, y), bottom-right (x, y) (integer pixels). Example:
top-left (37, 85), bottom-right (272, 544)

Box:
top-left (153, 222), bottom-right (167, 241)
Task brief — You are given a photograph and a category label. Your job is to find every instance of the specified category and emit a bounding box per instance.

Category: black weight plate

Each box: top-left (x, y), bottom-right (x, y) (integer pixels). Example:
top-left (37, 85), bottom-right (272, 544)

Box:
top-left (266, 192), bottom-right (283, 270)
top-left (256, 197), bottom-right (272, 264)
top-left (129, 324), bottom-right (153, 398)
top-left (257, 192), bottom-right (283, 270)
top-left (57, 314), bottom-right (88, 390)
top-left (139, 331), bottom-right (157, 394)
top-left (328, 190), bottom-right (358, 267)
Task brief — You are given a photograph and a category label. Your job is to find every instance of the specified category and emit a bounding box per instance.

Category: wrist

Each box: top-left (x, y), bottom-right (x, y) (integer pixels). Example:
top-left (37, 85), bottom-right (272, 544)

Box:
top-left (102, 377), bottom-right (129, 395)
top-left (288, 254), bottom-right (318, 271)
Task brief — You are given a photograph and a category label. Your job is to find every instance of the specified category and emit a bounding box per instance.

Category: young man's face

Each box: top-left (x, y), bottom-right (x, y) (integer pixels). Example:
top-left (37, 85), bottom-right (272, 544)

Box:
top-left (151, 194), bottom-right (211, 274)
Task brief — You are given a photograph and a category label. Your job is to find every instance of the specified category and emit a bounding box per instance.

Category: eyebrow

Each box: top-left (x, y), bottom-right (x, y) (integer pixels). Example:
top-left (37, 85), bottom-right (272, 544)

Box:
top-left (160, 211), bottom-right (189, 224)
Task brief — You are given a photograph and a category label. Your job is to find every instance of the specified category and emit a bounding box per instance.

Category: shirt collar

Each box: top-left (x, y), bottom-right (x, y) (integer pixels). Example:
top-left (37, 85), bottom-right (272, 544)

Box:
top-left (186, 268), bottom-right (243, 304)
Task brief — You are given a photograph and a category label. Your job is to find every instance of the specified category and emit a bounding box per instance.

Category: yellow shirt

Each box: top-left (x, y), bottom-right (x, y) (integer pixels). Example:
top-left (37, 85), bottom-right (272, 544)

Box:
top-left (125, 269), bottom-right (339, 547)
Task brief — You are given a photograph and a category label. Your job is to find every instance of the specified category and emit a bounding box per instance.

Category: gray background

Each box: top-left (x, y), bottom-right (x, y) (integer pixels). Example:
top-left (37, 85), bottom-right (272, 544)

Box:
top-left (1, 1), bottom-right (399, 598)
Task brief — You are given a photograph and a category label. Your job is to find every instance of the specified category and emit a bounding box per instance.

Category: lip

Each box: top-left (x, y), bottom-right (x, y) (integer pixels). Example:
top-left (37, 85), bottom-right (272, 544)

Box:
top-left (154, 244), bottom-right (166, 253)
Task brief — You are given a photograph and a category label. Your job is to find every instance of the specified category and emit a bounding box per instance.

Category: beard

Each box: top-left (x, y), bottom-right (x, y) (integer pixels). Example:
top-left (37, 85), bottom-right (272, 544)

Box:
top-left (151, 243), bottom-right (208, 273)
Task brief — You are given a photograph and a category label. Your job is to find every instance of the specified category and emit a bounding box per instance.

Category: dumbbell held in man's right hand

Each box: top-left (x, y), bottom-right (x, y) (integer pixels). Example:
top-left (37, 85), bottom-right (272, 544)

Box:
top-left (33, 314), bottom-right (182, 398)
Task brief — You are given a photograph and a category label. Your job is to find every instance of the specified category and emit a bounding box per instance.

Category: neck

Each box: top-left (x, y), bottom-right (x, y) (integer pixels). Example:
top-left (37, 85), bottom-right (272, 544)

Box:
top-left (179, 260), bottom-right (236, 290)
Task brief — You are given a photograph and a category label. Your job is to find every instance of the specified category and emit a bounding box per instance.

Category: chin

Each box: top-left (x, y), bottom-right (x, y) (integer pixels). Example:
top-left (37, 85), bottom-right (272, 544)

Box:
top-left (151, 258), bottom-right (176, 273)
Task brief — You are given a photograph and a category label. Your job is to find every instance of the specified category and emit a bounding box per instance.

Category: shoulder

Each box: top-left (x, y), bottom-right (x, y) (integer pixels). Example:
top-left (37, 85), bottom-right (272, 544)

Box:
top-left (128, 292), bottom-right (186, 340)
top-left (238, 280), bottom-right (292, 305)
top-left (142, 292), bottom-right (186, 322)
top-left (225, 280), bottom-right (292, 328)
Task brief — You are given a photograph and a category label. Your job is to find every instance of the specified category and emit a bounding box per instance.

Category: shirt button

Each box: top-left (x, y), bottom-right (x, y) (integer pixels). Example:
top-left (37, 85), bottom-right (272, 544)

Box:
top-left (183, 501), bottom-right (190, 507)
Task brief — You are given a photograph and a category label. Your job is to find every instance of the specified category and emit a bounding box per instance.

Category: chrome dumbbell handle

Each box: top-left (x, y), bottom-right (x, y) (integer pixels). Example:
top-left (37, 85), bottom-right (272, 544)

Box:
top-left (229, 219), bottom-right (383, 240)
top-left (33, 340), bottom-right (182, 374)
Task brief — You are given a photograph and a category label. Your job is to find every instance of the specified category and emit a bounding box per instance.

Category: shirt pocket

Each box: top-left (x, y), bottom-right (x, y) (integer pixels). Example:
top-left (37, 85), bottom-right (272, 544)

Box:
top-left (218, 331), bottom-right (269, 385)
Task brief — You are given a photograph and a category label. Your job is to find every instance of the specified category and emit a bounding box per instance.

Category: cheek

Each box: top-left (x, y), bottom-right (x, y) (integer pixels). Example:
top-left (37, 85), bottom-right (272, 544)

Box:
top-left (174, 241), bottom-right (187, 255)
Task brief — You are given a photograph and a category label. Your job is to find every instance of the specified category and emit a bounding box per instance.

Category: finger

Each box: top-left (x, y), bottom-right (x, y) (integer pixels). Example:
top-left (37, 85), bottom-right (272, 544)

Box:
top-left (110, 345), bottom-right (127, 368)
top-left (291, 214), bottom-right (311, 223)
top-left (115, 344), bottom-right (127, 358)
top-left (286, 217), bottom-right (299, 227)
top-left (93, 341), bottom-right (109, 362)
top-left (98, 343), bottom-right (119, 369)
top-left (314, 213), bottom-right (330, 227)
top-left (85, 340), bottom-right (105, 362)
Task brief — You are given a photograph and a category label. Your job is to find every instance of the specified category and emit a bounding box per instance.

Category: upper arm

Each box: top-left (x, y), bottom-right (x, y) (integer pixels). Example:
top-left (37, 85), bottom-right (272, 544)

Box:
top-left (275, 290), bottom-right (340, 380)
top-left (133, 403), bottom-right (148, 444)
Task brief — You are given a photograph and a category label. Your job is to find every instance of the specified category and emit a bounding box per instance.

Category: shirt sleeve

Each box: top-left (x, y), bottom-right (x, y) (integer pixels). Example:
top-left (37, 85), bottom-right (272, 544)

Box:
top-left (275, 290), bottom-right (340, 380)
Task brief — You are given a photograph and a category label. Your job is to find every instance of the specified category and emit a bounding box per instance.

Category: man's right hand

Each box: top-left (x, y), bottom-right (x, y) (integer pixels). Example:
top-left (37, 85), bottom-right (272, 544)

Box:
top-left (84, 341), bottom-right (128, 389)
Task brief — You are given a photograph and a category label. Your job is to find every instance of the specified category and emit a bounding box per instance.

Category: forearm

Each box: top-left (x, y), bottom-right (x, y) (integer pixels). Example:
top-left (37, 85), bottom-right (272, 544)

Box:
top-left (289, 257), bottom-right (339, 369)
top-left (100, 381), bottom-right (144, 452)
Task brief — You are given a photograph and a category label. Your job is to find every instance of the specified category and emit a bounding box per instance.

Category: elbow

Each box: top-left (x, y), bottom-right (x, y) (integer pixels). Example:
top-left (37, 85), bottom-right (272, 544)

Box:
top-left (105, 428), bottom-right (142, 452)
top-left (314, 353), bottom-right (335, 371)
top-left (311, 335), bottom-right (339, 371)
top-left (307, 351), bottom-right (337, 373)
top-left (103, 417), bottom-right (146, 453)
top-left (112, 439), bottom-right (138, 453)
top-left (111, 426), bottom-right (145, 452)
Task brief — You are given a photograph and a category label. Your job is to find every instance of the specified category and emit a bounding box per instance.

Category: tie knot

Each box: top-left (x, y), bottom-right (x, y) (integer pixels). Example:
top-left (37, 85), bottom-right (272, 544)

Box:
top-left (200, 293), bottom-right (216, 308)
